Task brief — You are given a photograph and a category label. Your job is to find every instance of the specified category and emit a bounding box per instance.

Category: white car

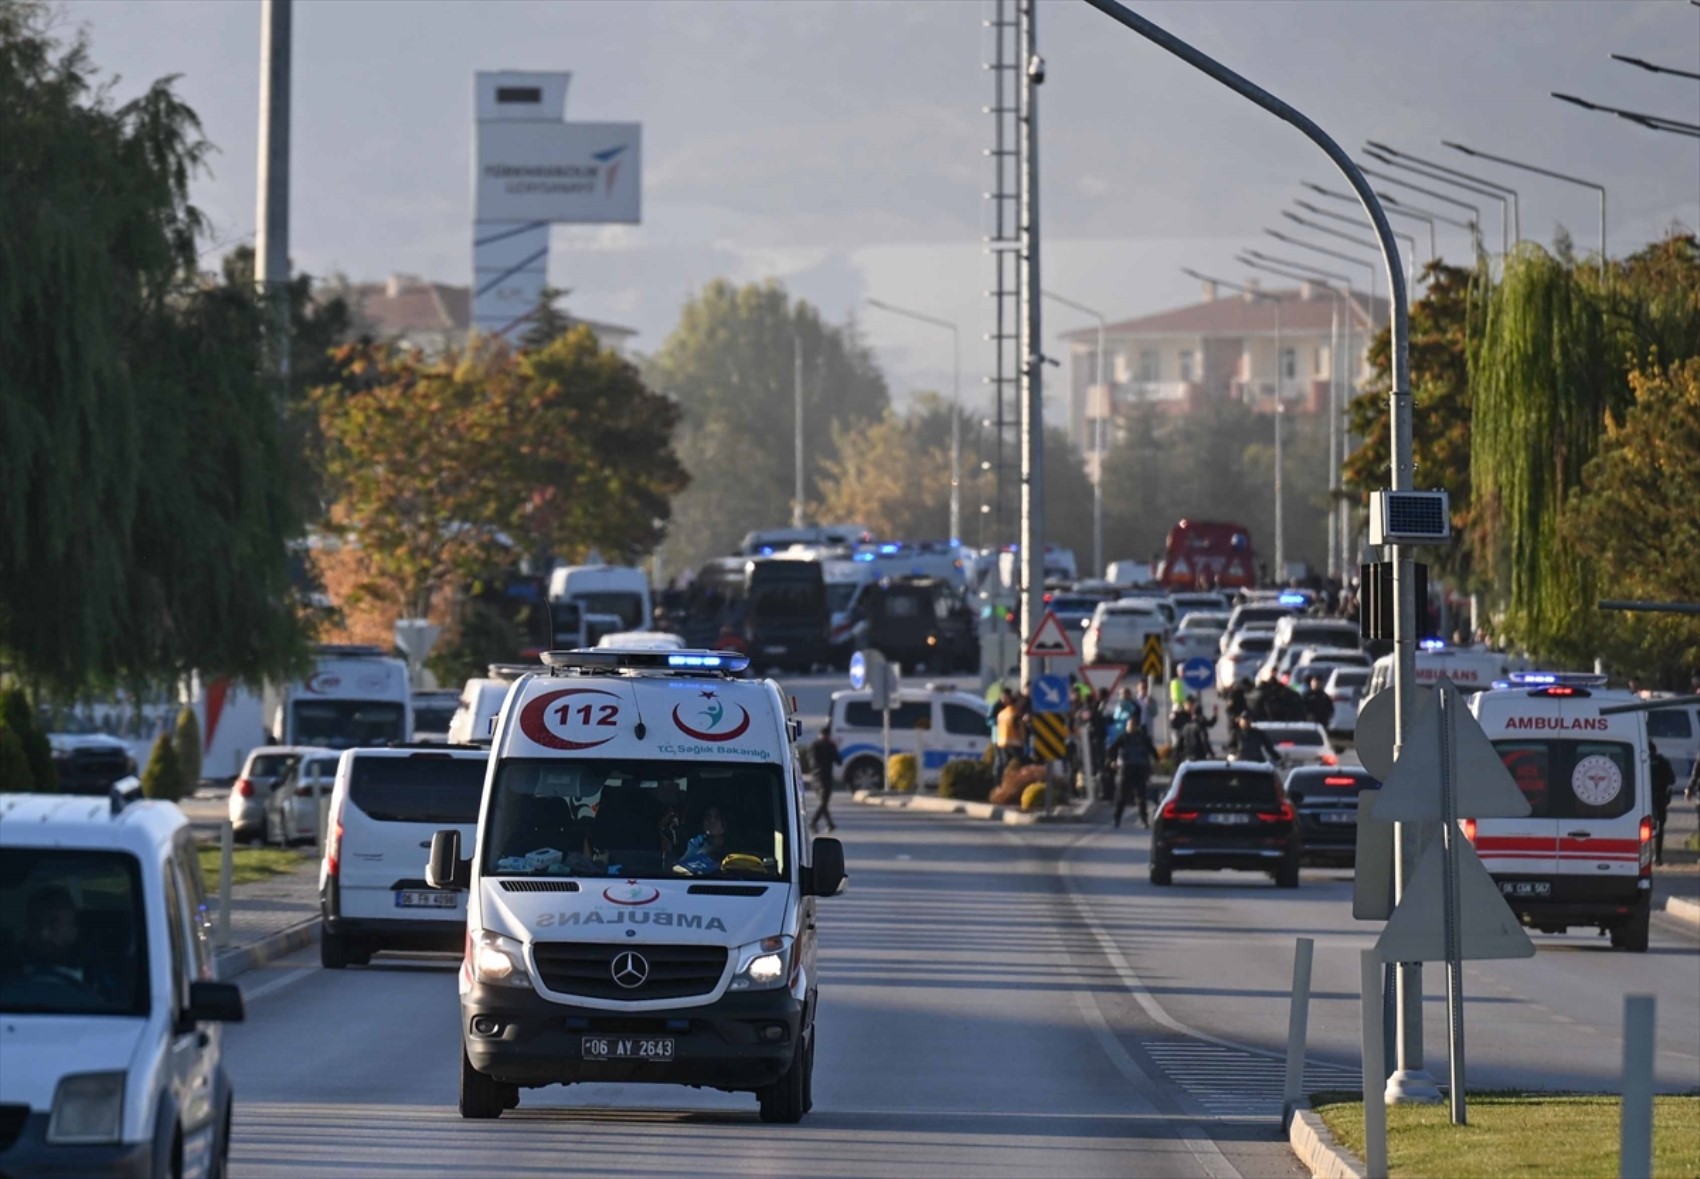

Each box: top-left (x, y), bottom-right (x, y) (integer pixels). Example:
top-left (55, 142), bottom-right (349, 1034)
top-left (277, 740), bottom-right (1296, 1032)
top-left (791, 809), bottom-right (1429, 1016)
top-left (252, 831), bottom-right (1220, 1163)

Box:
top-left (229, 744), bottom-right (324, 843)
top-left (597, 631), bottom-right (686, 651)
top-left (1322, 667), bottom-right (1371, 737)
top-left (831, 685), bottom-right (990, 792)
top-left (0, 790), bottom-right (244, 1178)
top-left (1253, 722), bottom-right (1338, 769)
top-left (1168, 592), bottom-right (1230, 621)
top-left (1172, 611), bottom-right (1229, 664)
top-left (1084, 600), bottom-right (1168, 666)
top-left (319, 746), bottom-right (490, 968)
top-left (264, 749), bottom-right (342, 846)
top-left (1217, 630), bottom-right (1276, 691)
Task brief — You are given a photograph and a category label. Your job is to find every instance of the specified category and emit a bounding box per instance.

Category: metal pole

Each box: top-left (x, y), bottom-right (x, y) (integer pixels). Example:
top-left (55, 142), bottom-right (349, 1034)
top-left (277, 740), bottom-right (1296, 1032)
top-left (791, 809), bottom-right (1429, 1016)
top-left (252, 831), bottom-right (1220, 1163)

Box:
top-left (951, 323), bottom-right (963, 544)
top-left (1360, 949), bottom-right (1390, 1179)
top-left (1017, 0), bottom-right (1044, 690)
top-left (1620, 995), bottom-right (1655, 1179)
top-left (793, 334), bottom-right (805, 529)
top-left (255, 0), bottom-right (292, 386)
top-left (1274, 300), bottom-right (1285, 579)
top-left (1041, 290), bottom-right (1107, 577)
top-left (1328, 293), bottom-right (1340, 580)
top-left (1441, 142), bottom-right (1607, 280)
top-left (1282, 936), bottom-right (1315, 1127)
top-left (217, 820), bottom-right (234, 949)
top-left (1440, 685), bottom-right (1466, 1123)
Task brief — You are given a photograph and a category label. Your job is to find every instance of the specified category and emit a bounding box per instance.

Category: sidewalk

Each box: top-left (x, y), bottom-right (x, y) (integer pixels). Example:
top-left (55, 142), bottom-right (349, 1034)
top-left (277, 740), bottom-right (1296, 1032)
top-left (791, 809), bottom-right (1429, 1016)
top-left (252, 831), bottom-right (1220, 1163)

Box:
top-left (211, 862), bottom-right (321, 981)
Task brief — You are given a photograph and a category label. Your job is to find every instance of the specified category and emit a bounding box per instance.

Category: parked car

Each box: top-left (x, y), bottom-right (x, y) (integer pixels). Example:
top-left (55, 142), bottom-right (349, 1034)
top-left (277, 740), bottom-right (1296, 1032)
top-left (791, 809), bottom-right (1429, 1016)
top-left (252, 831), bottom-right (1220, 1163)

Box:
top-left (46, 732), bottom-right (136, 796)
top-left (264, 750), bottom-right (342, 846)
top-left (1284, 766), bottom-right (1379, 865)
top-left (1149, 761), bottom-right (1300, 887)
top-left (229, 745), bottom-right (323, 844)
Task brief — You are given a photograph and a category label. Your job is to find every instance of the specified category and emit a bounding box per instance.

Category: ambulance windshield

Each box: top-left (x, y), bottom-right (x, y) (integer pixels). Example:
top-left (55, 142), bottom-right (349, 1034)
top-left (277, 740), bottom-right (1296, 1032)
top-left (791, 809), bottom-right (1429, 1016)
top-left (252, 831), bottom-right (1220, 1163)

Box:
top-left (482, 758), bottom-right (789, 881)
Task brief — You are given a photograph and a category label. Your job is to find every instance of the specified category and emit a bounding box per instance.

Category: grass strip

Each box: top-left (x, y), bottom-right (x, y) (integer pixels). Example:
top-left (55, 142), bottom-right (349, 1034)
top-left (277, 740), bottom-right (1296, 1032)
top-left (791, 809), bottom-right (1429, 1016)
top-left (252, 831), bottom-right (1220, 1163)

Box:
top-left (196, 844), bottom-right (307, 887)
top-left (1312, 1091), bottom-right (1700, 1179)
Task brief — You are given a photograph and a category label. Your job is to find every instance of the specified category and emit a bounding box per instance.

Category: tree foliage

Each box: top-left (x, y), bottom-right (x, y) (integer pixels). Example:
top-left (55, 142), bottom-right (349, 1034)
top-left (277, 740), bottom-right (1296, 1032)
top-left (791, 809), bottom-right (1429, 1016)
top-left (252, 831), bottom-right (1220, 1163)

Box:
top-left (646, 280), bottom-right (889, 572)
top-left (815, 394), bottom-right (967, 541)
top-left (0, 4), bottom-right (312, 691)
top-left (315, 328), bottom-right (686, 621)
top-left (1563, 358), bottom-right (1700, 685)
top-left (138, 730), bottom-right (184, 802)
top-left (171, 706), bottom-right (202, 791)
top-left (0, 688), bottom-right (55, 793)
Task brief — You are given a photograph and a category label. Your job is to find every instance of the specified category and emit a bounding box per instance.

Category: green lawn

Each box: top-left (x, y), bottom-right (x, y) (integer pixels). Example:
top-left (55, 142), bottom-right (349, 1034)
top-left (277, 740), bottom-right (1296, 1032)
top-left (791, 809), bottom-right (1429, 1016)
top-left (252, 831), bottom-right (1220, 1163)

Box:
top-left (1313, 1092), bottom-right (1700, 1179)
top-left (196, 844), bottom-right (308, 887)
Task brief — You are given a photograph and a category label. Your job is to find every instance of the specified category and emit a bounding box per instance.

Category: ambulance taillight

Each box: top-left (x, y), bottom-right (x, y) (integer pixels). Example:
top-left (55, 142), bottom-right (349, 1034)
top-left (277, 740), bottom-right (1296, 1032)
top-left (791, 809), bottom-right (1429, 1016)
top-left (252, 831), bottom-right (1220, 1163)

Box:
top-left (1639, 816), bottom-right (1654, 877)
top-left (1462, 818), bottom-right (1478, 844)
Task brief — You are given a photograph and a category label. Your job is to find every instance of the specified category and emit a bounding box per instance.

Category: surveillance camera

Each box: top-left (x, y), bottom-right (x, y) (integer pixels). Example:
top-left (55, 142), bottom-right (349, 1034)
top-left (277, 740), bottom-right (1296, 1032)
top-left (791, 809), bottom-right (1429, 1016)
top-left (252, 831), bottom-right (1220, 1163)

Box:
top-left (1027, 54), bottom-right (1046, 84)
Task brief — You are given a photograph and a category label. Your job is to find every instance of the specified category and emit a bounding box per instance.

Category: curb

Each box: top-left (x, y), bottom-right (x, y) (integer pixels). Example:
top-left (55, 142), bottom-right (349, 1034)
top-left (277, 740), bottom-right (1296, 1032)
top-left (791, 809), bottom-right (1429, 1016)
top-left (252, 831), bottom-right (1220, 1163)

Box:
top-left (1665, 894), bottom-right (1700, 927)
top-left (1287, 1101), bottom-right (1368, 1179)
top-left (216, 915), bottom-right (320, 982)
top-left (850, 789), bottom-right (1097, 825)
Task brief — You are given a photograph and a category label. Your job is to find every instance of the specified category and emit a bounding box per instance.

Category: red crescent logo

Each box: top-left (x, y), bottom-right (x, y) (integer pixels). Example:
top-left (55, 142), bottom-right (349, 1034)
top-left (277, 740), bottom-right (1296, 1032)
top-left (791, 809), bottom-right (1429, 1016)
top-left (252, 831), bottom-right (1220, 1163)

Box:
top-left (671, 703), bottom-right (751, 742)
top-left (518, 688), bottom-right (621, 750)
top-left (602, 881), bottom-right (661, 906)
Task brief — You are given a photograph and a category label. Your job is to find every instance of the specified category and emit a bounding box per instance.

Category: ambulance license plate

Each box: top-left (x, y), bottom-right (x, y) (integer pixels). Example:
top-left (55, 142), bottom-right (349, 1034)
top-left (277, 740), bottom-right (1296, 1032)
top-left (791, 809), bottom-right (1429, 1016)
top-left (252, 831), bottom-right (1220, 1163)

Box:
top-left (582, 1036), bottom-right (674, 1061)
top-left (1499, 881), bottom-right (1550, 898)
top-left (394, 890), bottom-right (457, 908)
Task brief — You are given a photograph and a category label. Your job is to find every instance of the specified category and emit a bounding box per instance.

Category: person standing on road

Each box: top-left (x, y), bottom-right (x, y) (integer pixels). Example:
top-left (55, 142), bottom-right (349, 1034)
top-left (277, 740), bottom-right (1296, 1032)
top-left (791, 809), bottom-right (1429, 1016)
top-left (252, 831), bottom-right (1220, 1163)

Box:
top-left (1108, 714), bottom-right (1159, 828)
top-left (994, 691), bottom-right (1026, 781)
top-left (1650, 741), bottom-right (1675, 866)
top-left (1228, 714), bottom-right (1282, 766)
top-left (1169, 669), bottom-right (1187, 712)
top-left (1301, 676), bottom-right (1333, 729)
top-left (810, 725), bottom-right (841, 834)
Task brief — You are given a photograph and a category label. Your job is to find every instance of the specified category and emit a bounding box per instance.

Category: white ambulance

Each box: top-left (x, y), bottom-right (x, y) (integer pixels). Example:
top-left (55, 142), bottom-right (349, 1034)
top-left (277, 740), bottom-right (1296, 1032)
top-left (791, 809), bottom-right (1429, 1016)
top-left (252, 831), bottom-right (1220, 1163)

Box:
top-left (264, 646), bottom-right (411, 750)
top-left (1466, 672), bottom-right (1654, 952)
top-left (1361, 644), bottom-right (1519, 713)
top-left (423, 648), bottom-right (847, 1124)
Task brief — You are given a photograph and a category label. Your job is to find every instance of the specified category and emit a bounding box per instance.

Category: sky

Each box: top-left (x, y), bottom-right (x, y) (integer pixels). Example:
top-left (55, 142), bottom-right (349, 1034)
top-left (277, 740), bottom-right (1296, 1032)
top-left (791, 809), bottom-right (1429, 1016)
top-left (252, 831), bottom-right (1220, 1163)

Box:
top-left (59, 0), bottom-right (1700, 409)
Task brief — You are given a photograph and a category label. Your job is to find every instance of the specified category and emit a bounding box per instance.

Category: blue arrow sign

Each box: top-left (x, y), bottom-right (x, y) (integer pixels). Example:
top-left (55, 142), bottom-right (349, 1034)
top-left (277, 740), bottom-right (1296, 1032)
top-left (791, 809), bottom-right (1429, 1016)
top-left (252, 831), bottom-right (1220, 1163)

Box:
top-left (1181, 657), bottom-right (1215, 692)
top-left (1032, 674), bottom-right (1071, 714)
top-left (849, 651), bottom-right (867, 691)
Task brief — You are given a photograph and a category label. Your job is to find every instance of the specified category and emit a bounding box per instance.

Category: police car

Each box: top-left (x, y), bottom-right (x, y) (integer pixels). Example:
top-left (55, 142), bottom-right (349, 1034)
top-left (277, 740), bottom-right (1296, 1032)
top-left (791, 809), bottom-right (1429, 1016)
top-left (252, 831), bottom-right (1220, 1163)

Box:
top-left (423, 648), bottom-right (847, 1124)
top-left (0, 787), bottom-right (244, 1177)
top-left (1467, 672), bottom-right (1655, 952)
top-left (829, 684), bottom-right (989, 792)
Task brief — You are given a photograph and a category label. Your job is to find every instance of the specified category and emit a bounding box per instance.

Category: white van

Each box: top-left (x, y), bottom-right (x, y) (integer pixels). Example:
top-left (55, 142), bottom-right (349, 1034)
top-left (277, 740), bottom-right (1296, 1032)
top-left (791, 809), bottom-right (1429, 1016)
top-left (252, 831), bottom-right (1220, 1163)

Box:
top-left (264, 645), bottom-right (411, 750)
top-left (1467, 672), bottom-right (1654, 951)
top-left (183, 674), bottom-right (267, 783)
top-left (548, 564), bottom-right (652, 634)
top-left (447, 666), bottom-right (533, 746)
top-left (319, 747), bottom-right (489, 968)
top-left (1362, 646), bottom-right (1517, 711)
top-left (1645, 696), bottom-right (1700, 786)
top-left (423, 648), bottom-right (847, 1123)
top-left (829, 685), bottom-right (990, 792)
top-left (0, 791), bottom-right (244, 1178)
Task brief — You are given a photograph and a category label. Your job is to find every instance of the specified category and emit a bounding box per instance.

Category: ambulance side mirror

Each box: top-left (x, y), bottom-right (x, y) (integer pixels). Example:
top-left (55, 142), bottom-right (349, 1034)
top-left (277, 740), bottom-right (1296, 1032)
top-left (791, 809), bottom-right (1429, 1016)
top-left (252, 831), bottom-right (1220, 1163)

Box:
top-left (426, 829), bottom-right (470, 891)
top-left (809, 837), bottom-right (847, 898)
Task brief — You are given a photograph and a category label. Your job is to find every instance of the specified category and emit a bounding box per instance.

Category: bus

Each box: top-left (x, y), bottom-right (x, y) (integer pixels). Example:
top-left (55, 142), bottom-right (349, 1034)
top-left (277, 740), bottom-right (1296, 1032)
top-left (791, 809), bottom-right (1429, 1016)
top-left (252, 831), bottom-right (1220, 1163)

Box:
top-left (1156, 519), bottom-right (1257, 590)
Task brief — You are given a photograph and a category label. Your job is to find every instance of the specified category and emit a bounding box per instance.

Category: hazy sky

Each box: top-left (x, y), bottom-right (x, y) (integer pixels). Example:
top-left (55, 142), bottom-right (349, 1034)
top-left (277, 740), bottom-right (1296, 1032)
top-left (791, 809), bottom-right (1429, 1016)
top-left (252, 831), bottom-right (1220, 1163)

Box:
top-left (60, 0), bottom-right (1700, 406)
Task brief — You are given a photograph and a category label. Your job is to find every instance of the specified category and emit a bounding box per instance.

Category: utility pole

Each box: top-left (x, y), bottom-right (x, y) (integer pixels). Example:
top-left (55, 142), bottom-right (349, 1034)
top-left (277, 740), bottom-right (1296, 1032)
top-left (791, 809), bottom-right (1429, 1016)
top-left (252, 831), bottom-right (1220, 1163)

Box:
top-left (1273, 295), bottom-right (1285, 579)
top-left (1042, 290), bottom-right (1107, 578)
top-left (792, 334), bottom-right (805, 529)
top-left (1017, 0), bottom-right (1044, 688)
top-left (255, 0), bottom-right (292, 388)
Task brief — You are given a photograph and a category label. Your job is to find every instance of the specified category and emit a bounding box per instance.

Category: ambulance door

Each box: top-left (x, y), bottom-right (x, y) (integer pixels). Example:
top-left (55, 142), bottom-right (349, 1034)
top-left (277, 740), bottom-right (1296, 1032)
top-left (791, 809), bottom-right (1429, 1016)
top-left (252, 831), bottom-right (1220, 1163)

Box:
top-left (1479, 739), bottom-right (1560, 896)
top-left (1553, 739), bottom-right (1640, 881)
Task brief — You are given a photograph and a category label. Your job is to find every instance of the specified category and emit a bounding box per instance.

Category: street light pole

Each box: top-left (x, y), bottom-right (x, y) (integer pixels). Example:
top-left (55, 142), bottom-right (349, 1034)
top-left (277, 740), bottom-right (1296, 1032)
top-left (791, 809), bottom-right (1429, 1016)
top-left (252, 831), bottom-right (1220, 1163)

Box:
top-left (1443, 142), bottom-right (1608, 280)
top-left (1294, 200), bottom-right (1421, 276)
top-left (255, 0), bottom-right (292, 388)
top-left (1018, 0), bottom-right (1044, 690)
top-left (1043, 290), bottom-right (1107, 578)
top-left (866, 299), bottom-right (964, 544)
top-left (1367, 142), bottom-right (1520, 245)
top-left (793, 334), bottom-right (805, 529)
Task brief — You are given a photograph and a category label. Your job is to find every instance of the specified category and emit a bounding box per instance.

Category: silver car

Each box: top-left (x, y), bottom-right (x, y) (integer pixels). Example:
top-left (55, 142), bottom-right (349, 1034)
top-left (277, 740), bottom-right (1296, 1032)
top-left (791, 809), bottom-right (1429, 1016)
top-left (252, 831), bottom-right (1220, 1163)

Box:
top-left (264, 750), bottom-right (343, 846)
top-left (230, 745), bottom-right (322, 843)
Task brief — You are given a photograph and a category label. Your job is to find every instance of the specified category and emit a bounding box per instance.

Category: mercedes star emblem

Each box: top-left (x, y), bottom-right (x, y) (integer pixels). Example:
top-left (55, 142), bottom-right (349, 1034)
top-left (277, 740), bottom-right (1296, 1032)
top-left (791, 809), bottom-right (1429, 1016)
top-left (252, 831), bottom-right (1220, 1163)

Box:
top-left (610, 950), bottom-right (649, 989)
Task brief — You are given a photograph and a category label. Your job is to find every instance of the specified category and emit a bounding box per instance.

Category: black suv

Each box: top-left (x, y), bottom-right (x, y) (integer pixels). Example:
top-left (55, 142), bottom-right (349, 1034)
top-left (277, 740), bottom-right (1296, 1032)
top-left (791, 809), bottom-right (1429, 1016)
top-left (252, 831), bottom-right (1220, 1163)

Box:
top-left (1284, 766), bottom-right (1380, 866)
top-left (1150, 761), bottom-right (1300, 888)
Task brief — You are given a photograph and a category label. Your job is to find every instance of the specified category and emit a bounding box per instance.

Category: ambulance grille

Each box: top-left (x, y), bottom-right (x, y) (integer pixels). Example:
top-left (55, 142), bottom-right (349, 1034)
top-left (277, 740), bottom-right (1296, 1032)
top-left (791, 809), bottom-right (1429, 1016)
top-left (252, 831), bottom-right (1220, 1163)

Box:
top-left (532, 942), bottom-right (727, 1000)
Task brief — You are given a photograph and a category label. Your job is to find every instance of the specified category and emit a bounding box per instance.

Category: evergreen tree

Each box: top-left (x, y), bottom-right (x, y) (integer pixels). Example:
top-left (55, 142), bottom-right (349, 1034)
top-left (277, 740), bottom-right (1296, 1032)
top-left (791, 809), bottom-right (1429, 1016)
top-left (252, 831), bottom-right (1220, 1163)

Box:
top-left (0, 688), bottom-right (55, 793)
top-left (172, 707), bottom-right (202, 794)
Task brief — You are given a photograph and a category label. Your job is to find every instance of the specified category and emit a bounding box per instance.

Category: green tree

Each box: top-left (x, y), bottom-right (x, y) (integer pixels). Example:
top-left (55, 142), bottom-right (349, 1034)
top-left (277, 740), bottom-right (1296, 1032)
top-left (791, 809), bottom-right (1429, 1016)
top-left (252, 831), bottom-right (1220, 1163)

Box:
top-left (647, 280), bottom-right (889, 572)
top-left (0, 688), bottom-right (55, 792)
top-left (816, 399), bottom-right (965, 541)
top-left (1563, 358), bottom-right (1700, 685)
top-left (172, 706), bottom-right (202, 792)
top-left (519, 286), bottom-right (575, 352)
top-left (0, 717), bottom-right (33, 793)
top-left (139, 731), bottom-right (184, 802)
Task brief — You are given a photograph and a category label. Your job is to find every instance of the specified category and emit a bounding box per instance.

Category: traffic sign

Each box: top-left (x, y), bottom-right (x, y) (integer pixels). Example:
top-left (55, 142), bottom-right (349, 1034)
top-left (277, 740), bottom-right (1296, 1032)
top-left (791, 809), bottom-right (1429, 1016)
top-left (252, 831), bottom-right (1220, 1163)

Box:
top-left (1373, 679), bottom-right (1531, 823)
top-left (848, 651), bottom-right (868, 691)
top-left (1026, 610), bottom-right (1078, 658)
top-left (1141, 633), bottom-right (1165, 679)
top-left (1079, 664), bottom-right (1126, 697)
top-left (1032, 674), bottom-right (1071, 714)
top-left (1180, 657), bottom-right (1214, 692)
top-left (1374, 835), bottom-right (1534, 962)
top-left (1353, 684), bottom-right (1433, 781)
top-left (1030, 713), bottom-right (1069, 762)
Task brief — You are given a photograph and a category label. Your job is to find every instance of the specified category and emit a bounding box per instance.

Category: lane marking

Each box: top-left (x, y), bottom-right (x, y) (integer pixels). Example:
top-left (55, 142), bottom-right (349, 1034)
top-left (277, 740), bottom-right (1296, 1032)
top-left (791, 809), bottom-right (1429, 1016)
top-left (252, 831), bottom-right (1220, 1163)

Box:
top-left (242, 966), bottom-right (315, 1004)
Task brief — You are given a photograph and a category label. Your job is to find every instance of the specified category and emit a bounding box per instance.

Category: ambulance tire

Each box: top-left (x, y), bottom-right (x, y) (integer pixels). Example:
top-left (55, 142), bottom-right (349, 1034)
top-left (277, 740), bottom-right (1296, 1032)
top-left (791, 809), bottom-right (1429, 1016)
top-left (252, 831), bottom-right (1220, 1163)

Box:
top-left (1610, 903), bottom-right (1650, 953)
top-left (459, 1049), bottom-right (512, 1119)
top-left (758, 1035), bottom-right (810, 1124)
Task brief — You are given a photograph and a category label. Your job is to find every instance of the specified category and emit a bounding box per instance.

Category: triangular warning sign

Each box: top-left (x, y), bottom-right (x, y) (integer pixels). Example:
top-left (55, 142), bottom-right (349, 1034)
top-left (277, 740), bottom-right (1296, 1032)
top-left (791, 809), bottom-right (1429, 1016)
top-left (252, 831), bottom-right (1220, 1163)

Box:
top-left (1374, 678), bottom-right (1531, 823)
top-left (1375, 834), bottom-right (1535, 963)
top-left (1080, 664), bottom-right (1125, 696)
top-left (1025, 610), bottom-right (1077, 657)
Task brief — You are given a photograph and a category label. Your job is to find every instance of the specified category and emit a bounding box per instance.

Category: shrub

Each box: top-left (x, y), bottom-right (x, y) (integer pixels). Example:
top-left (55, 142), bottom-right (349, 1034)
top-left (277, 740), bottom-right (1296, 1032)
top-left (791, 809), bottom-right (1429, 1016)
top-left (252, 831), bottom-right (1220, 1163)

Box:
top-left (172, 707), bottom-right (202, 793)
top-left (887, 752), bottom-right (917, 793)
top-left (0, 688), bottom-right (55, 793)
top-left (1020, 781), bottom-right (1049, 811)
top-left (0, 720), bottom-right (33, 793)
top-left (990, 763), bottom-right (1046, 807)
top-left (938, 758), bottom-right (995, 802)
top-left (140, 732), bottom-right (185, 801)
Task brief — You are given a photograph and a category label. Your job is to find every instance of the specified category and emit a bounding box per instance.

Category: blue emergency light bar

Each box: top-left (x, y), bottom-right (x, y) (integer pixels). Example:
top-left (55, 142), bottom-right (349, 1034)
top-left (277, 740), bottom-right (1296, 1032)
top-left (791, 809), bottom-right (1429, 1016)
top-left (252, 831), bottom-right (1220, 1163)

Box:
top-left (1507, 671), bottom-right (1610, 687)
top-left (1278, 592), bottom-right (1309, 607)
top-left (1419, 638), bottom-right (1447, 651)
top-left (541, 649), bottom-right (751, 674)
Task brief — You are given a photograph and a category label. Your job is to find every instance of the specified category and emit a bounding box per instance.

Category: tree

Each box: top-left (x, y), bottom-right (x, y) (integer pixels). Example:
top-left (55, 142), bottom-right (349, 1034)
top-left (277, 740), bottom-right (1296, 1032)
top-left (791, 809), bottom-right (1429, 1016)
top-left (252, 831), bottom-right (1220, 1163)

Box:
top-left (646, 280), bottom-right (889, 572)
top-left (0, 688), bottom-right (55, 793)
top-left (1563, 358), bottom-right (1700, 685)
top-left (519, 286), bottom-right (575, 352)
top-left (815, 398), bottom-right (964, 540)
top-left (172, 706), bottom-right (202, 793)
top-left (139, 731), bottom-right (184, 802)
top-left (0, 718), bottom-right (32, 794)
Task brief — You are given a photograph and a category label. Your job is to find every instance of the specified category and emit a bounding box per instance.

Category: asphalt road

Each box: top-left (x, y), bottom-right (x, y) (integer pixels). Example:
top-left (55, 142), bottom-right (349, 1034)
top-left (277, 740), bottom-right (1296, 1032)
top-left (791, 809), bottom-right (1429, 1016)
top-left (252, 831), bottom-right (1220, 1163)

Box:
top-left (224, 803), bottom-right (1306, 1179)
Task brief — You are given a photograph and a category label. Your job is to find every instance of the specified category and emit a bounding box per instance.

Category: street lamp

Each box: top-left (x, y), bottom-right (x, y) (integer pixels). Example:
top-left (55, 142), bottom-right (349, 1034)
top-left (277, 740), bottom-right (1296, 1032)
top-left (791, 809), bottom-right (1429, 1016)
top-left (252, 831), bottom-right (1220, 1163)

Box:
top-left (1552, 92), bottom-right (1700, 138)
top-left (866, 298), bottom-right (963, 545)
top-left (1364, 156), bottom-right (1511, 257)
top-left (1042, 289), bottom-right (1108, 578)
top-left (1295, 198), bottom-right (1424, 268)
top-left (1367, 141), bottom-right (1521, 244)
top-left (1182, 267), bottom-right (1289, 576)
top-left (1443, 142), bottom-right (1608, 279)
top-left (1304, 182), bottom-right (1456, 261)
top-left (1359, 165), bottom-right (1495, 254)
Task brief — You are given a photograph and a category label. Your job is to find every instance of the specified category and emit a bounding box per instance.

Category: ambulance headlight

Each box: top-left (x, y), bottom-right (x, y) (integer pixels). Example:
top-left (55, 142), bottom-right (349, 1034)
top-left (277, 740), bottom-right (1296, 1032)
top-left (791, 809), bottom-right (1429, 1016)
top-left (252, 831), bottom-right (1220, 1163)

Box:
top-left (471, 930), bottom-right (530, 988)
top-left (731, 935), bottom-right (793, 991)
top-left (48, 1072), bottom-right (124, 1144)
